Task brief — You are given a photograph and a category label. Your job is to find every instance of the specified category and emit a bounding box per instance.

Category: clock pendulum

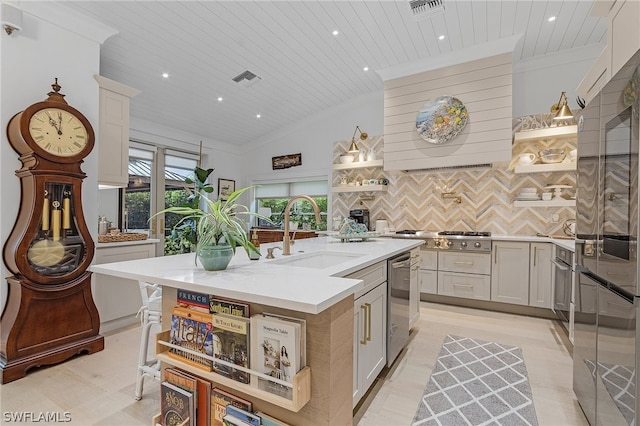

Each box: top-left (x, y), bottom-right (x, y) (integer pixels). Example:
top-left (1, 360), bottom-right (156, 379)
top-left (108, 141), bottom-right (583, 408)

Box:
top-left (1, 79), bottom-right (104, 383)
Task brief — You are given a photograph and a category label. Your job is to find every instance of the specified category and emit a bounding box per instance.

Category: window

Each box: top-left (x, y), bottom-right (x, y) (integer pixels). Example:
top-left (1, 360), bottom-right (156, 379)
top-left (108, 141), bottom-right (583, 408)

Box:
top-left (254, 180), bottom-right (328, 231)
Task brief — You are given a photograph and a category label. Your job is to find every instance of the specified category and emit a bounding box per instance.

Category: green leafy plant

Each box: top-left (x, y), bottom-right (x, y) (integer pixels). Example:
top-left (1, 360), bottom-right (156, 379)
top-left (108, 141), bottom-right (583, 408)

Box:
top-left (154, 167), bottom-right (269, 264)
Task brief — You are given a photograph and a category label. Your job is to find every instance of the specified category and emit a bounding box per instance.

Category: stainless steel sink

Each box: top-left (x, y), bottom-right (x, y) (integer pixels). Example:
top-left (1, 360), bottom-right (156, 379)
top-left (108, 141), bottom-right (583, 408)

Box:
top-left (268, 250), bottom-right (365, 269)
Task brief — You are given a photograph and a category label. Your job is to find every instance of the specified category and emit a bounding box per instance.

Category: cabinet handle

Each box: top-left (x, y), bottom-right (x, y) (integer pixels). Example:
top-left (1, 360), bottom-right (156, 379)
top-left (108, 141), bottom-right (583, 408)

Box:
top-left (365, 303), bottom-right (372, 342)
top-left (494, 248), bottom-right (498, 264)
top-left (534, 247), bottom-right (537, 267)
top-left (360, 304), bottom-right (367, 345)
top-left (454, 261), bottom-right (474, 265)
top-left (453, 283), bottom-right (473, 288)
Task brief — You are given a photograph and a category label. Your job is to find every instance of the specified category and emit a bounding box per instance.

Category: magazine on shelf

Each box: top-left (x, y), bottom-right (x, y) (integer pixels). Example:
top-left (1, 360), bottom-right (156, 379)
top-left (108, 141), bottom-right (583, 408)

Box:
top-left (211, 313), bottom-right (250, 384)
top-left (258, 312), bottom-right (306, 368)
top-left (209, 296), bottom-right (250, 317)
top-left (222, 414), bottom-right (253, 426)
top-left (176, 289), bottom-right (210, 312)
top-left (211, 388), bottom-right (252, 426)
top-left (164, 367), bottom-right (210, 426)
top-left (256, 411), bottom-right (291, 426)
top-left (224, 405), bottom-right (260, 426)
top-left (251, 313), bottom-right (304, 399)
top-left (160, 381), bottom-right (194, 426)
top-left (168, 307), bottom-right (214, 371)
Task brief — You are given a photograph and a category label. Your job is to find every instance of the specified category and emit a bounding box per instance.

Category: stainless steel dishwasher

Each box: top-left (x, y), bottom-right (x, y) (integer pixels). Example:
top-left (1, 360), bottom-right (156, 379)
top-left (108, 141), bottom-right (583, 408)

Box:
top-left (387, 251), bottom-right (411, 366)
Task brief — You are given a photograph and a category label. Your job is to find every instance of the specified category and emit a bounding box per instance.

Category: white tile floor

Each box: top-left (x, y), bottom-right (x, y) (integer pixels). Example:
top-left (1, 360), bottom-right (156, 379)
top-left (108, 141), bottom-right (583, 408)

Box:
top-left (0, 302), bottom-right (589, 426)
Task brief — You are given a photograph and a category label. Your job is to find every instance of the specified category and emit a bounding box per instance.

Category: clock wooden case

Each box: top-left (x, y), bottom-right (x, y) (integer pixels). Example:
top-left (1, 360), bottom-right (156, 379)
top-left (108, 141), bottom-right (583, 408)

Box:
top-left (1, 79), bottom-right (104, 384)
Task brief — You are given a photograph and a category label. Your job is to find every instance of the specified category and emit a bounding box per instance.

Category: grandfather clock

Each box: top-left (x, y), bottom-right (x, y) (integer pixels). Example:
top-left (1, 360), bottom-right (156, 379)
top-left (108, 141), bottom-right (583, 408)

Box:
top-left (1, 79), bottom-right (104, 384)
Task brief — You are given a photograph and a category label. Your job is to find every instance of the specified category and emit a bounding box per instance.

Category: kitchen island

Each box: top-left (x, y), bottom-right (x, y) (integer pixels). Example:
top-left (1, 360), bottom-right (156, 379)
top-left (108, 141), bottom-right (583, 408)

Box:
top-left (90, 236), bottom-right (423, 425)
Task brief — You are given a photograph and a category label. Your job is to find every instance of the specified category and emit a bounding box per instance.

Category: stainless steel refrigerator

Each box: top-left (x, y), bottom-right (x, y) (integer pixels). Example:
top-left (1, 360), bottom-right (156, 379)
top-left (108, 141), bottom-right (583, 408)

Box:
top-left (574, 49), bottom-right (640, 426)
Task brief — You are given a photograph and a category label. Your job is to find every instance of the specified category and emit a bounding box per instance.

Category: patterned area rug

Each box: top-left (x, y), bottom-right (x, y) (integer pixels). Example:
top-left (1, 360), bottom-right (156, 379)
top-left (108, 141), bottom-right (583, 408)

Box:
top-left (585, 359), bottom-right (635, 424)
top-left (411, 335), bottom-right (539, 426)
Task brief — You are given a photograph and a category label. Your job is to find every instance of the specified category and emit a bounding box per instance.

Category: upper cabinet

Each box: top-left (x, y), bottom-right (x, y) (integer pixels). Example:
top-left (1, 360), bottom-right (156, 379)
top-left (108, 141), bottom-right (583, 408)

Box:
top-left (608, 0), bottom-right (640, 77)
top-left (94, 75), bottom-right (141, 188)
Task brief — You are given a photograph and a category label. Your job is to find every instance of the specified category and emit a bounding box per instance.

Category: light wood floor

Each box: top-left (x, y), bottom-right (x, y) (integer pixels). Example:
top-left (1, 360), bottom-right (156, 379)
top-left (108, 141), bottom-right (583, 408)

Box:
top-left (0, 302), bottom-right (589, 425)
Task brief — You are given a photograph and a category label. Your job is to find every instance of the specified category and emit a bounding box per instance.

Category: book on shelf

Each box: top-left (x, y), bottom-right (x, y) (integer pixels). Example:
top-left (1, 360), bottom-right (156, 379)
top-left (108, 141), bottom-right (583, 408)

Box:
top-left (176, 289), bottom-right (210, 312)
top-left (209, 296), bottom-right (250, 317)
top-left (250, 313), bottom-right (305, 399)
top-left (211, 387), bottom-right (252, 426)
top-left (160, 381), bottom-right (194, 426)
top-left (256, 411), bottom-right (291, 426)
top-left (168, 307), bottom-right (214, 371)
top-left (224, 405), bottom-right (260, 426)
top-left (212, 313), bottom-right (250, 384)
top-left (164, 368), bottom-right (211, 426)
top-left (222, 414), bottom-right (253, 426)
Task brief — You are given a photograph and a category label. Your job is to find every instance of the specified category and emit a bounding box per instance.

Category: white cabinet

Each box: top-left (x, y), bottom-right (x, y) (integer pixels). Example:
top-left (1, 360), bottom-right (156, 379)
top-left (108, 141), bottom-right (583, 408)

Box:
top-left (419, 249), bottom-right (437, 294)
top-left (491, 241), bottom-right (530, 306)
top-left (409, 248), bottom-right (420, 328)
top-left (437, 251), bottom-right (492, 301)
top-left (94, 75), bottom-right (140, 188)
top-left (348, 261), bottom-right (387, 408)
top-left (608, 0), bottom-right (640, 77)
top-left (529, 243), bottom-right (553, 309)
top-left (92, 241), bottom-right (156, 333)
top-left (576, 45), bottom-right (610, 106)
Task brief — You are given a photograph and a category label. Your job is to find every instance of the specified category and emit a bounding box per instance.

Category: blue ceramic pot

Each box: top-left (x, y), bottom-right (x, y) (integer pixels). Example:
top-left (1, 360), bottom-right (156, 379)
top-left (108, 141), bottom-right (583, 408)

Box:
top-left (197, 245), bottom-right (234, 271)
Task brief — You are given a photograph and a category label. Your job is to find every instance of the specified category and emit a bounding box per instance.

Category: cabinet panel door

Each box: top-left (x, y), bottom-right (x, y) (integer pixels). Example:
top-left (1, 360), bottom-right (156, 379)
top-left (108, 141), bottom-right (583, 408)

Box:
top-left (529, 243), bottom-right (553, 308)
top-left (491, 241), bottom-right (530, 305)
top-left (419, 269), bottom-right (437, 294)
top-left (353, 283), bottom-right (387, 407)
top-left (420, 249), bottom-right (437, 269)
top-left (439, 252), bottom-right (491, 275)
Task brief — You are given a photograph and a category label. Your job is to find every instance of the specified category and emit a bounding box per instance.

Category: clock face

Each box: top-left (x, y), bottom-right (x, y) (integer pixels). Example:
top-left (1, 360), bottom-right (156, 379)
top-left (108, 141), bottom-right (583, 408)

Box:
top-left (28, 108), bottom-right (89, 157)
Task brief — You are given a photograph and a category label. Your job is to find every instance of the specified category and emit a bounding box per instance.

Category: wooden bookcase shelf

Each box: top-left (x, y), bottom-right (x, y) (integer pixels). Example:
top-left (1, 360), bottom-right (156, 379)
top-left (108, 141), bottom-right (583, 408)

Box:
top-left (155, 330), bottom-right (311, 413)
top-left (513, 199), bottom-right (576, 208)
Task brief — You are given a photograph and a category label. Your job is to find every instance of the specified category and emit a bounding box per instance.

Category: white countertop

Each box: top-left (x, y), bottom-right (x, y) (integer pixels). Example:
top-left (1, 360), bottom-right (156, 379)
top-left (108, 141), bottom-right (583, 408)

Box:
top-left (90, 236), bottom-right (423, 314)
top-left (96, 238), bottom-right (160, 249)
top-left (491, 234), bottom-right (575, 252)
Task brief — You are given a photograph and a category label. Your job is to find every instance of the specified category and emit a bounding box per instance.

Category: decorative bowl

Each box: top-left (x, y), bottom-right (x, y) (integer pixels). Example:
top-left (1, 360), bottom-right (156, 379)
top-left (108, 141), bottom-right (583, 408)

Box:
top-left (539, 149), bottom-right (565, 164)
top-left (339, 155), bottom-right (354, 164)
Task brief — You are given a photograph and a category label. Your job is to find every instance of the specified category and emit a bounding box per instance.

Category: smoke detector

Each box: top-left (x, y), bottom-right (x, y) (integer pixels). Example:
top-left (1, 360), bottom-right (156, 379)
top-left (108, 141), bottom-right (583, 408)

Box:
top-left (232, 70), bottom-right (262, 87)
top-left (409, 0), bottom-right (445, 19)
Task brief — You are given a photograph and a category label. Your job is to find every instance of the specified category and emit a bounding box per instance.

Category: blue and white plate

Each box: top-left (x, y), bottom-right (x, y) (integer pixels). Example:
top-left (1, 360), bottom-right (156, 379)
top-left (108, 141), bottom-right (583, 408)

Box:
top-left (416, 96), bottom-right (469, 144)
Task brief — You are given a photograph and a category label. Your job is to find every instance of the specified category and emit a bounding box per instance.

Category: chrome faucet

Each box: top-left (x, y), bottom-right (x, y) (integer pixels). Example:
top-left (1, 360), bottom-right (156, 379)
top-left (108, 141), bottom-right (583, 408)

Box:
top-left (283, 195), bottom-right (321, 255)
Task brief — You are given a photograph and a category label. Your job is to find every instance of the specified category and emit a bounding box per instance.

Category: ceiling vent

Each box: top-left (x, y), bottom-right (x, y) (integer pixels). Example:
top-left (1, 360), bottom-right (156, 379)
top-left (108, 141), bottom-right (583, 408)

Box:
top-left (232, 69), bottom-right (262, 87)
top-left (409, 0), bottom-right (445, 19)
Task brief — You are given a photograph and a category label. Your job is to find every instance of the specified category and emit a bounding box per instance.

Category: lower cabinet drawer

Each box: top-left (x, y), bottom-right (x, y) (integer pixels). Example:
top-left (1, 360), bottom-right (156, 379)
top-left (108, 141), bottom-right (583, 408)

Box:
top-left (439, 252), bottom-right (491, 275)
top-left (438, 271), bottom-right (490, 300)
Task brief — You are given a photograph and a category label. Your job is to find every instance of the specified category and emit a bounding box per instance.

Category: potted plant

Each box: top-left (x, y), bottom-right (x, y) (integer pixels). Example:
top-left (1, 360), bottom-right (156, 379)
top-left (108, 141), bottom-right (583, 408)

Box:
top-left (155, 167), bottom-right (263, 270)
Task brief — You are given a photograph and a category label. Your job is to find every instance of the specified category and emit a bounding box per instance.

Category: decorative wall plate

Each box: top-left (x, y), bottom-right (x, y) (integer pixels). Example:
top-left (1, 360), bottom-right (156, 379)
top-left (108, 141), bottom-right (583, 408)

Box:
top-left (416, 96), bottom-right (469, 144)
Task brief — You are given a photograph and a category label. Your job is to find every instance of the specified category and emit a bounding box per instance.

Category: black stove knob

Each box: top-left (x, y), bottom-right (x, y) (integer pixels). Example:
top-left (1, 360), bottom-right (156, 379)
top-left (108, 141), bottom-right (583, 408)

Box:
top-left (474, 242), bottom-right (481, 248)
top-left (461, 241), bottom-right (467, 248)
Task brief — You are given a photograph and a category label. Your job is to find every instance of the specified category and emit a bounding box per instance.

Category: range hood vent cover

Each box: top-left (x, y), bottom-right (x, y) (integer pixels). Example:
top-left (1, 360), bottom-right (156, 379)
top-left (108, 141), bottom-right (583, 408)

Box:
top-left (403, 163), bottom-right (492, 173)
top-left (232, 70), bottom-right (262, 87)
top-left (409, 0), bottom-right (445, 19)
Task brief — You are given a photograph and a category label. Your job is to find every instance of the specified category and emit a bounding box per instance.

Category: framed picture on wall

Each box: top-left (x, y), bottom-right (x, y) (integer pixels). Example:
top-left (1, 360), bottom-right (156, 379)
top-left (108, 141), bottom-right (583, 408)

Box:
top-left (218, 178), bottom-right (235, 201)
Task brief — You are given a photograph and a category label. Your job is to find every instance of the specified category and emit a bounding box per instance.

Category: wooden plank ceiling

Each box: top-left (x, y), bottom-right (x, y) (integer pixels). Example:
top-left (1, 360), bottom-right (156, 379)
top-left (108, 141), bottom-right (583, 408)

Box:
top-left (64, 1), bottom-right (606, 147)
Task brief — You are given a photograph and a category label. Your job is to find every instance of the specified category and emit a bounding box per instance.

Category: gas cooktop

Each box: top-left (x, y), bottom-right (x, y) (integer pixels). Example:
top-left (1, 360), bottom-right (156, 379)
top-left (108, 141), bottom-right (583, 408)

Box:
top-left (393, 230), bottom-right (492, 252)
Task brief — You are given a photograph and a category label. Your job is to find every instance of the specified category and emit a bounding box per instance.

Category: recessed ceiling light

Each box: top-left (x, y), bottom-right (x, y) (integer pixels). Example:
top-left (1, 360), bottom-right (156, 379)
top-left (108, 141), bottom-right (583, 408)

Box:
top-left (162, 72), bottom-right (169, 79)
top-left (256, 114), bottom-right (261, 119)
top-left (438, 35), bottom-right (445, 40)
top-left (332, 30), bottom-right (339, 36)
top-left (217, 97), bottom-right (223, 102)
top-left (548, 16), bottom-right (556, 22)
top-left (363, 66), bottom-right (369, 72)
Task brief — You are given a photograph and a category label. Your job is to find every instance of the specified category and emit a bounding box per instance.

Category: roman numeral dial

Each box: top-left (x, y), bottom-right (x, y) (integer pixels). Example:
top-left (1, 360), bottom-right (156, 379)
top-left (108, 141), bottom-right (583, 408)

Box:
top-left (28, 108), bottom-right (88, 157)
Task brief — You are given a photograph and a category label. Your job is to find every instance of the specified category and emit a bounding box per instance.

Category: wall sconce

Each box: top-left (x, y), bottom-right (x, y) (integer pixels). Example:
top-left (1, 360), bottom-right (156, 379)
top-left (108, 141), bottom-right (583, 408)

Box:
top-left (348, 125), bottom-right (368, 153)
top-left (1, 3), bottom-right (22, 35)
top-left (551, 91), bottom-right (573, 121)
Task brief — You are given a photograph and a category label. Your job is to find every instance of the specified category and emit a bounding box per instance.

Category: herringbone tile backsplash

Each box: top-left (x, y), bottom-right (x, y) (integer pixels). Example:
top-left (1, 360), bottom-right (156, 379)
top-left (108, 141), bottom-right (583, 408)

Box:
top-left (332, 118), bottom-right (577, 236)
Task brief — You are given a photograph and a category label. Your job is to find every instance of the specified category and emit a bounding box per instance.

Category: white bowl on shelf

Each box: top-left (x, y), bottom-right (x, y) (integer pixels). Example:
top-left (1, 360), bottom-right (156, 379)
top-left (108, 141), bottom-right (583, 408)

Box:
top-left (339, 155), bottom-right (354, 164)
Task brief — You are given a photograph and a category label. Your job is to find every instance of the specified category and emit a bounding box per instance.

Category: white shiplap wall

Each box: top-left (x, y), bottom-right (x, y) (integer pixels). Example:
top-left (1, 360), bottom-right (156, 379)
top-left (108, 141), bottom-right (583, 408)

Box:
top-left (383, 53), bottom-right (513, 171)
